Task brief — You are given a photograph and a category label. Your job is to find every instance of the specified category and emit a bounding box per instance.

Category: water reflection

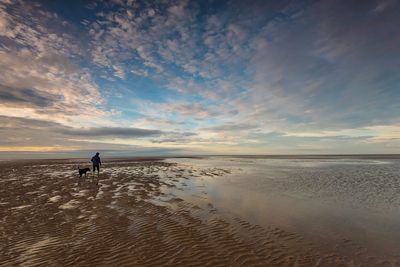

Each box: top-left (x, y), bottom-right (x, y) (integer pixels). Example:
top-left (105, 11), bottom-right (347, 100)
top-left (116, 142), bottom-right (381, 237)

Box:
top-left (165, 156), bottom-right (400, 257)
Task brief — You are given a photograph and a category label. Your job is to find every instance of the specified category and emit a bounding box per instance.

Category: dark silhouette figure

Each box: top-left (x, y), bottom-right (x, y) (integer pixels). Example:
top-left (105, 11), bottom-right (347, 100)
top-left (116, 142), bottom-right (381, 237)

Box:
top-left (78, 167), bottom-right (91, 177)
top-left (91, 152), bottom-right (102, 175)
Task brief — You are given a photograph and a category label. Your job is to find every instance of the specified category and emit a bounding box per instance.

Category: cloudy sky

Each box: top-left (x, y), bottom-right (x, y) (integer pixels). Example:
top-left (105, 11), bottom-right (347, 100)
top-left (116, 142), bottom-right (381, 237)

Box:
top-left (0, 0), bottom-right (399, 157)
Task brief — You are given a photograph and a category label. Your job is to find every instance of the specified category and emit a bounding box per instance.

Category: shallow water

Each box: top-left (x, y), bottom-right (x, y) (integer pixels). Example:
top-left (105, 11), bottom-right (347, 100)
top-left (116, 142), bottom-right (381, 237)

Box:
top-left (166, 156), bottom-right (400, 259)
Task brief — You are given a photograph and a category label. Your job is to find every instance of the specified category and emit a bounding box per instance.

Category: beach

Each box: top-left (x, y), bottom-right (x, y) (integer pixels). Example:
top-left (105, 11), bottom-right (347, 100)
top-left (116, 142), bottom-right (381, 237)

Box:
top-left (1, 156), bottom-right (400, 266)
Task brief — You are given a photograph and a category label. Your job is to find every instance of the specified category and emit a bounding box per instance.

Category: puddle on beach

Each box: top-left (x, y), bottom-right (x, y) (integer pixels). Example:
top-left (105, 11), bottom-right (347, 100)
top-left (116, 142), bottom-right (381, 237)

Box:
top-left (164, 157), bottom-right (400, 258)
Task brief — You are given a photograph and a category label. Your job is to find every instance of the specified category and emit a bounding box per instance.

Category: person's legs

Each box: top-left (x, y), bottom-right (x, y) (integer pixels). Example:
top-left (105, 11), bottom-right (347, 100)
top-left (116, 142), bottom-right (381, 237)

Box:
top-left (93, 164), bottom-right (100, 174)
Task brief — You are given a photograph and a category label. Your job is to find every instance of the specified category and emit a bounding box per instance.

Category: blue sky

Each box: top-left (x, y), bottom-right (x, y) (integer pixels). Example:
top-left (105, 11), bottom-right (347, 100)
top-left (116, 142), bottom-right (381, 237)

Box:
top-left (0, 0), bottom-right (399, 156)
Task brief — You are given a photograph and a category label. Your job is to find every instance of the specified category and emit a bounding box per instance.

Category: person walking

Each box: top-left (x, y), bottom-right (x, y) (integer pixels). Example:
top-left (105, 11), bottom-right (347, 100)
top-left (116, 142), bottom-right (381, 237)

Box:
top-left (91, 152), bottom-right (102, 175)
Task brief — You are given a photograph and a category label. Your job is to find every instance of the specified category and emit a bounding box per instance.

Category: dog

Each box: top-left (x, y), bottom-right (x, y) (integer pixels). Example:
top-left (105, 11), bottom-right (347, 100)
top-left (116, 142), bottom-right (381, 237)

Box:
top-left (78, 167), bottom-right (91, 177)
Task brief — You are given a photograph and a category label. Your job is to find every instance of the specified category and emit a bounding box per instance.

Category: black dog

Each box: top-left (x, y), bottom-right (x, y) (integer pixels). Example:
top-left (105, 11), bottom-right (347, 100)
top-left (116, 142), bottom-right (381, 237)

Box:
top-left (78, 167), bottom-right (91, 177)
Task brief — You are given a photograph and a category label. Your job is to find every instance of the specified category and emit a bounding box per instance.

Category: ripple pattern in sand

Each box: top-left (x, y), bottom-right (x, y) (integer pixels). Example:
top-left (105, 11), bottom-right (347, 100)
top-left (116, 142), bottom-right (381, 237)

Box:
top-left (1, 159), bottom-right (398, 266)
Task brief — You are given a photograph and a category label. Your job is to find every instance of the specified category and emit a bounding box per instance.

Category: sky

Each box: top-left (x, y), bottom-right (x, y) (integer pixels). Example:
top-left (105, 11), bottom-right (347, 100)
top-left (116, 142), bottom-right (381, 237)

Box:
top-left (0, 0), bottom-right (399, 158)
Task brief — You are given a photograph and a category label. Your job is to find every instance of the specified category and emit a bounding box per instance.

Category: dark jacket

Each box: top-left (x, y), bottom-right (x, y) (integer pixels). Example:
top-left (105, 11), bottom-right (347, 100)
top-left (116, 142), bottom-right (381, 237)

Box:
top-left (91, 155), bottom-right (101, 165)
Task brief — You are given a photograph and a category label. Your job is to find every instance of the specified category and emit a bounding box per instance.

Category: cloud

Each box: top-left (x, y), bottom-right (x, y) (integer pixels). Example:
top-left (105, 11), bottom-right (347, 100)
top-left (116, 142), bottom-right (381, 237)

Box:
top-left (1, 0), bottom-right (400, 155)
top-left (150, 131), bottom-right (197, 144)
top-left (220, 0), bottom-right (400, 134)
top-left (113, 65), bottom-right (126, 79)
top-left (129, 99), bottom-right (221, 122)
top-left (86, 0), bottom-right (248, 98)
top-left (0, 1), bottom-right (113, 127)
top-left (0, 116), bottom-right (200, 155)
top-left (373, 0), bottom-right (397, 13)
top-left (0, 84), bottom-right (60, 107)
top-left (0, 48), bottom-right (108, 125)
top-left (165, 103), bottom-right (218, 119)
top-left (0, 116), bottom-right (165, 153)
top-left (203, 123), bottom-right (259, 132)
top-left (60, 127), bottom-right (163, 138)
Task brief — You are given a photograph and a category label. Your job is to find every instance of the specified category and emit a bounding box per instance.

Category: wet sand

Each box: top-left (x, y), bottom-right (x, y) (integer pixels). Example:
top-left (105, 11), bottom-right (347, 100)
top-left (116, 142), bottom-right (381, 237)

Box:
top-left (1, 158), bottom-right (399, 266)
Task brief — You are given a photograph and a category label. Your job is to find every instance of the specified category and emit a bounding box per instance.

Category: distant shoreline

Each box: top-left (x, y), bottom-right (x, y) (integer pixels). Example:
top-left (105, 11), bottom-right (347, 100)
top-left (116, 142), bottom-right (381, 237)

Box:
top-left (0, 154), bottom-right (399, 162)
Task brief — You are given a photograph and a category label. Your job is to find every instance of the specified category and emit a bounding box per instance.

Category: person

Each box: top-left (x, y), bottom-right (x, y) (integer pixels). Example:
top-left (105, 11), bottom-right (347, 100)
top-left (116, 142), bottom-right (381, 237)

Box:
top-left (91, 152), bottom-right (101, 175)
